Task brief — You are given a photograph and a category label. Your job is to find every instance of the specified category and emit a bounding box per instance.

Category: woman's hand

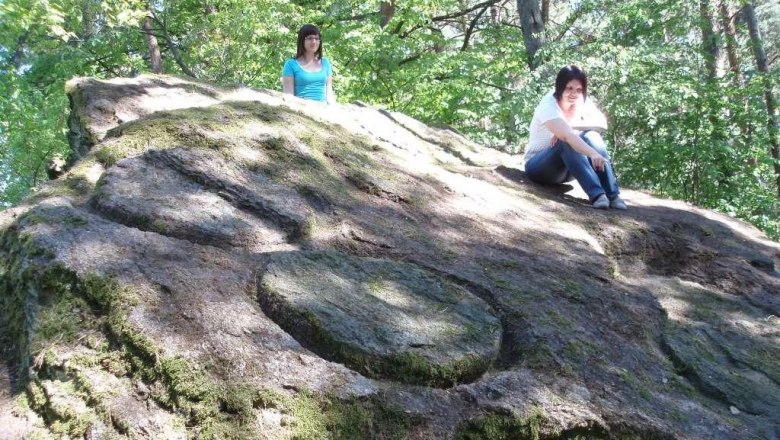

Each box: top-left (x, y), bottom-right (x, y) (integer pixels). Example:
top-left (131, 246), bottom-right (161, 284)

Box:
top-left (589, 152), bottom-right (607, 172)
top-left (544, 118), bottom-right (608, 172)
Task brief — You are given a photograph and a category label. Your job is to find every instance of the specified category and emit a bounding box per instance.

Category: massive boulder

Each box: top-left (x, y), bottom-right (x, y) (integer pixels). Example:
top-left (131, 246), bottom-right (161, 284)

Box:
top-left (0, 74), bottom-right (778, 439)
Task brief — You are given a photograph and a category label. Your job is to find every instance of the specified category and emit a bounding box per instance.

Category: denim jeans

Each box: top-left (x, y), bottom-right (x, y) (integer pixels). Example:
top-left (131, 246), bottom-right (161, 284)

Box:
top-left (525, 131), bottom-right (620, 202)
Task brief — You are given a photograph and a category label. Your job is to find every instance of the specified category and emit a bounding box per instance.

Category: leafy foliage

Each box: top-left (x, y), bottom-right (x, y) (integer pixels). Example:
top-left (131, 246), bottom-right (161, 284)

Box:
top-left (1, 0), bottom-right (778, 237)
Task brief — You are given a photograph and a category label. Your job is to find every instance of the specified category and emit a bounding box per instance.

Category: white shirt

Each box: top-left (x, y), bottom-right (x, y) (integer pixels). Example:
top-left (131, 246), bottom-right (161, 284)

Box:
top-left (524, 92), bottom-right (607, 161)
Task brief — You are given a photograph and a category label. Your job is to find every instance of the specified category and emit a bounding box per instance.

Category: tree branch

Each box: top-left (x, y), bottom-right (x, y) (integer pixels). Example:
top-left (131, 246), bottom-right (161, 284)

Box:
top-left (400, 0), bottom-right (502, 38)
top-left (337, 11), bottom-right (379, 21)
top-left (552, 2), bottom-right (590, 42)
top-left (432, 0), bottom-right (503, 21)
top-left (472, 78), bottom-right (515, 91)
top-left (149, 11), bottom-right (198, 78)
top-left (398, 53), bottom-right (422, 66)
top-left (461, 5), bottom-right (491, 51)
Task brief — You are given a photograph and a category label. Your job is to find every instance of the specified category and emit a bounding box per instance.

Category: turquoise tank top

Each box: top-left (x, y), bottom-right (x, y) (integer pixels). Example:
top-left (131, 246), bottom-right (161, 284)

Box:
top-left (282, 58), bottom-right (332, 102)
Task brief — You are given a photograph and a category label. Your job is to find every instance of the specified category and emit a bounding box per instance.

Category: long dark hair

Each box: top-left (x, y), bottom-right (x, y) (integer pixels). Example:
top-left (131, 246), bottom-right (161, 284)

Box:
top-left (296, 24), bottom-right (322, 60)
top-left (553, 65), bottom-right (588, 101)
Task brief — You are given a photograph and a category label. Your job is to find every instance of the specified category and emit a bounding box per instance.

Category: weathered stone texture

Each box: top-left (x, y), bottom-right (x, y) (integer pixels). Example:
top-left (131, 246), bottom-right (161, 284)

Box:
top-left (1, 74), bottom-right (778, 440)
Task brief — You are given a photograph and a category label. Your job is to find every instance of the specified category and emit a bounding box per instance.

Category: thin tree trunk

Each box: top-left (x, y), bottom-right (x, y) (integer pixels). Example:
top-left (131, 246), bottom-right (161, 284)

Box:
top-left (142, 16), bottom-right (163, 74)
top-left (744, 2), bottom-right (780, 197)
top-left (541, 0), bottom-right (549, 24)
top-left (490, 4), bottom-right (501, 23)
top-left (462, 5), bottom-right (491, 50)
top-left (719, 1), bottom-right (740, 82)
top-left (699, 0), bottom-right (719, 80)
top-left (380, 1), bottom-right (395, 28)
top-left (148, 11), bottom-right (198, 78)
top-left (81, 0), bottom-right (97, 40)
top-left (517, 0), bottom-right (545, 70)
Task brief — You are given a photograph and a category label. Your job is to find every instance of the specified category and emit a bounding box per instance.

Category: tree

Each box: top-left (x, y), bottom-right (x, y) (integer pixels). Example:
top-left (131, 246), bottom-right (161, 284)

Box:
top-left (517, 0), bottom-right (545, 69)
top-left (719, 1), bottom-right (741, 81)
top-left (744, 2), bottom-right (780, 197)
top-left (142, 15), bottom-right (163, 74)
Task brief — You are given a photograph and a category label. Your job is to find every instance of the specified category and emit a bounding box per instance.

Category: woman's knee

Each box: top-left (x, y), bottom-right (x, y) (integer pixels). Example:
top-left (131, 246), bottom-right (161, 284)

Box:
top-left (581, 131), bottom-right (610, 158)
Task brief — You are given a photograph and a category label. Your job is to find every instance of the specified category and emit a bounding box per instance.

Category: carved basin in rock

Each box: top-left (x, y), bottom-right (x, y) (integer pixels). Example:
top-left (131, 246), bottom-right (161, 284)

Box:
top-left (257, 251), bottom-right (501, 386)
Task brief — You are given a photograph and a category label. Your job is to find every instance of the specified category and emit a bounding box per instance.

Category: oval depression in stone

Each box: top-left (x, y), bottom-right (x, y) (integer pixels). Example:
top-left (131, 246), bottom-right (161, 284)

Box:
top-left (257, 251), bottom-right (501, 387)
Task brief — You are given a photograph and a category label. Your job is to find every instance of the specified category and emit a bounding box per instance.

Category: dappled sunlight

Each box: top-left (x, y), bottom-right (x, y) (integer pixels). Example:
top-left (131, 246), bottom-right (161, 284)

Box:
top-left (83, 162), bottom-right (105, 184)
top-left (421, 175), bottom-right (609, 264)
top-left (620, 191), bottom-right (780, 249)
top-left (5, 74), bottom-right (779, 439)
top-left (255, 251), bottom-right (501, 387)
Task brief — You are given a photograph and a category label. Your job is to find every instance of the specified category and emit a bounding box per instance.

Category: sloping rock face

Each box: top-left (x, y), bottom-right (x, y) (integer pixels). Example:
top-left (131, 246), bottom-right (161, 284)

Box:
top-left (0, 74), bottom-right (778, 440)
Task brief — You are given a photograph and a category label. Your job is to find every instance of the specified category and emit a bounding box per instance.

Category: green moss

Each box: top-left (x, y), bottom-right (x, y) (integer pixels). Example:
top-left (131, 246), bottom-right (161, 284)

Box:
top-left (92, 104), bottom-right (274, 168)
top-left (224, 100), bottom-right (283, 123)
top-left (493, 278), bottom-right (513, 290)
top-left (562, 339), bottom-right (599, 362)
top-left (323, 395), bottom-right (414, 440)
top-left (263, 136), bottom-right (288, 151)
top-left (24, 183), bottom-right (83, 207)
top-left (523, 343), bottom-right (557, 370)
top-left (345, 169), bottom-right (380, 194)
top-left (264, 287), bottom-right (491, 387)
top-left (25, 378), bottom-right (98, 438)
top-left (250, 388), bottom-right (415, 440)
top-left (557, 278), bottom-right (584, 300)
top-left (456, 407), bottom-right (545, 440)
top-left (543, 310), bottom-right (572, 330)
top-left (618, 369), bottom-right (653, 401)
top-left (30, 291), bottom-right (94, 353)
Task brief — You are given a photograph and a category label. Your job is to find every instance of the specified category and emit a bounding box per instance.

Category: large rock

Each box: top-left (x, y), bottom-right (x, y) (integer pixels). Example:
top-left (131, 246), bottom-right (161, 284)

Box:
top-left (1, 74), bottom-right (778, 440)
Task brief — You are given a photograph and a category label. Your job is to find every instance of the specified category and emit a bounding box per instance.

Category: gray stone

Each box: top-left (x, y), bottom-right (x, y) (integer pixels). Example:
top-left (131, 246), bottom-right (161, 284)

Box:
top-left (258, 251), bottom-right (501, 386)
top-left (1, 74), bottom-right (779, 439)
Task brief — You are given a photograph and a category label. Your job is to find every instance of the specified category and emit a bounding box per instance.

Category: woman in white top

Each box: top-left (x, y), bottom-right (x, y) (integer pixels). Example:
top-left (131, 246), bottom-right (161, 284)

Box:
top-left (524, 65), bottom-right (626, 209)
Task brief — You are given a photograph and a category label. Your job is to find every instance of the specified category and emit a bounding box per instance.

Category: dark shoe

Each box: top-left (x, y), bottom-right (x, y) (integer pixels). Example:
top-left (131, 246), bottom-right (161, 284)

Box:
top-left (592, 194), bottom-right (609, 209)
top-left (610, 196), bottom-right (628, 210)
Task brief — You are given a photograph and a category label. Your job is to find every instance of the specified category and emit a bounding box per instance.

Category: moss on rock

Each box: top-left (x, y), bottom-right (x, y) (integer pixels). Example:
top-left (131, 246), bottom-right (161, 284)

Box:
top-left (258, 250), bottom-right (501, 387)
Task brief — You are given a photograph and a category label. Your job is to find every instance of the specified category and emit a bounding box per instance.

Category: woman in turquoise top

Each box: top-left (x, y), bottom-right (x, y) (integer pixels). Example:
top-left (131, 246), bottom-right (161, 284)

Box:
top-left (282, 24), bottom-right (335, 104)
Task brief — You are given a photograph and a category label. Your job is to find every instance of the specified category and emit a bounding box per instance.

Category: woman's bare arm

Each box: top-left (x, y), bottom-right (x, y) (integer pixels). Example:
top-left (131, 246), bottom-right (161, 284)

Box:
top-left (282, 76), bottom-right (294, 95)
top-left (544, 118), bottom-right (607, 171)
top-left (326, 75), bottom-right (335, 105)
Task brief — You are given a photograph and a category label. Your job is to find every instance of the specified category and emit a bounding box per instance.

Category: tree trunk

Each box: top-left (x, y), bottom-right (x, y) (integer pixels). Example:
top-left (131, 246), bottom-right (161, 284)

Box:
top-left (517, 0), bottom-right (545, 70)
top-left (81, 0), bottom-right (98, 40)
top-left (147, 11), bottom-right (198, 78)
top-left (744, 2), bottom-right (780, 197)
top-left (699, 0), bottom-right (719, 80)
top-left (541, 0), bottom-right (549, 24)
top-left (490, 5), bottom-right (501, 23)
top-left (11, 33), bottom-right (28, 69)
top-left (719, 1), bottom-right (740, 81)
top-left (380, 1), bottom-right (395, 28)
top-left (142, 16), bottom-right (163, 74)
top-left (462, 5), bottom-right (491, 50)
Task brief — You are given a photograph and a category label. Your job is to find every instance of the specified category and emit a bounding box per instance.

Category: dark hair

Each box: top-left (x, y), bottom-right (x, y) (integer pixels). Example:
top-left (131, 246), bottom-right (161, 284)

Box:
top-left (553, 65), bottom-right (588, 101)
top-left (296, 24), bottom-right (322, 60)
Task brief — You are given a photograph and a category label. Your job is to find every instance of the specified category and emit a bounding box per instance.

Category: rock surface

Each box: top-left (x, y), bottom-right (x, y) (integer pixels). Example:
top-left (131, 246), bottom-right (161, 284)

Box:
top-left (258, 250), bottom-right (501, 387)
top-left (0, 74), bottom-right (778, 439)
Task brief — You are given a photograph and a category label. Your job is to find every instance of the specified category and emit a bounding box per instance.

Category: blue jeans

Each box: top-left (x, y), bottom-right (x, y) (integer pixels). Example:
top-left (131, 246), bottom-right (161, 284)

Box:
top-left (525, 131), bottom-right (620, 202)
